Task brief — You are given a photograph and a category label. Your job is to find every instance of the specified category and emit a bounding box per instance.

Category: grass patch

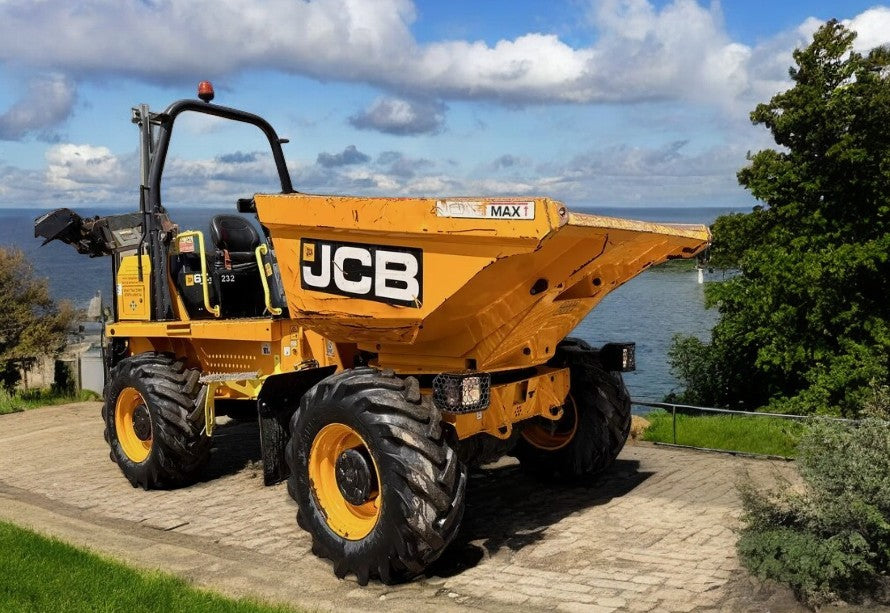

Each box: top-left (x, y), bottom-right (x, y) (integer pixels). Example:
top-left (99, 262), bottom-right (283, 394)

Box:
top-left (0, 521), bottom-right (296, 613)
top-left (0, 388), bottom-right (100, 415)
top-left (641, 411), bottom-right (804, 457)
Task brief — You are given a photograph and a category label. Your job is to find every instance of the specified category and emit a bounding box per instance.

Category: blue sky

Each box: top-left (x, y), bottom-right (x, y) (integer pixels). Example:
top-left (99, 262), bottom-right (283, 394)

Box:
top-left (0, 0), bottom-right (888, 210)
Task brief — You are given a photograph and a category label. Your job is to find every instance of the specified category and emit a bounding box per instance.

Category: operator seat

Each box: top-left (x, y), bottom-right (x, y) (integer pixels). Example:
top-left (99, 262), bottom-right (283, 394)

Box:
top-left (209, 215), bottom-right (260, 265)
top-left (208, 215), bottom-right (266, 318)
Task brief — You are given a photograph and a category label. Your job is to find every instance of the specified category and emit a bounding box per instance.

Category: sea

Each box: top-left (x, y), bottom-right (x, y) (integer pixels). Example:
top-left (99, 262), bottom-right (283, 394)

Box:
top-left (1, 204), bottom-right (746, 402)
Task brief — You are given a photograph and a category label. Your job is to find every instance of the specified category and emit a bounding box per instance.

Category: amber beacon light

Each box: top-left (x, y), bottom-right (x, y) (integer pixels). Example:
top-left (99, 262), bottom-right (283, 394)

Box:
top-left (197, 80), bottom-right (214, 102)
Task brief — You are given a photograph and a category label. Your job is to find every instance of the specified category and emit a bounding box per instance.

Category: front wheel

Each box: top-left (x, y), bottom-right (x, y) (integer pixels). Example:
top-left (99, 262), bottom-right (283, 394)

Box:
top-left (102, 352), bottom-right (210, 489)
top-left (513, 338), bottom-right (631, 478)
top-left (286, 367), bottom-right (467, 584)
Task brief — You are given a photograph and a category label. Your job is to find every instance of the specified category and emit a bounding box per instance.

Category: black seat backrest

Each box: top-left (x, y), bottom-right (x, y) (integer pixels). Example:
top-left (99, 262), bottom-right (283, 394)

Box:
top-left (209, 215), bottom-right (260, 253)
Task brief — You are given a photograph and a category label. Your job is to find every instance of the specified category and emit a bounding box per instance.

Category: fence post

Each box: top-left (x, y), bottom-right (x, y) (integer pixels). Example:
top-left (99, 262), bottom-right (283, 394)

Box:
top-left (672, 405), bottom-right (677, 444)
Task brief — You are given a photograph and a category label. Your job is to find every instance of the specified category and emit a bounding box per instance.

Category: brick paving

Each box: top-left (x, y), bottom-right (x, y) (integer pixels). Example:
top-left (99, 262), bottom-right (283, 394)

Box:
top-left (0, 402), bottom-right (803, 612)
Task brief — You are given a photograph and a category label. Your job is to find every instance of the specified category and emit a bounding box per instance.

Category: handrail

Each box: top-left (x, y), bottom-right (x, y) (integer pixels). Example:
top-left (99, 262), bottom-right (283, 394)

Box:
top-left (254, 244), bottom-right (282, 316)
top-left (173, 231), bottom-right (220, 318)
top-left (632, 400), bottom-right (858, 423)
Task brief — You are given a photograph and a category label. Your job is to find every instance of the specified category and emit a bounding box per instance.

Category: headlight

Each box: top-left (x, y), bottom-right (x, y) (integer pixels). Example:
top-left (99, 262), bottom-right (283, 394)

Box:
top-left (433, 372), bottom-right (491, 413)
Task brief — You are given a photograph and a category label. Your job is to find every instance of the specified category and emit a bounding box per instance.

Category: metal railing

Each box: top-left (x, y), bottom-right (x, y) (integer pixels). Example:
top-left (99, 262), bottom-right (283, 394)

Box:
top-left (630, 400), bottom-right (860, 460)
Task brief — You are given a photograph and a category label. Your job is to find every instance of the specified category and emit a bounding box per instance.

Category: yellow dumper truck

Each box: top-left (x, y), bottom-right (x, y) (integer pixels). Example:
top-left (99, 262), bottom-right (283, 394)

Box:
top-left (35, 82), bottom-right (709, 584)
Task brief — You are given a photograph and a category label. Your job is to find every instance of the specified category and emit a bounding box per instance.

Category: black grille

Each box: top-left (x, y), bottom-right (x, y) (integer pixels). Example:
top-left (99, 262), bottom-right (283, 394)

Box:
top-left (432, 372), bottom-right (491, 413)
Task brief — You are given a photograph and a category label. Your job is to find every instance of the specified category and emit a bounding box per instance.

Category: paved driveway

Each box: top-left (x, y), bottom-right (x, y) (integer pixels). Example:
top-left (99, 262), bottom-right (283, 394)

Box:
top-left (0, 403), bottom-right (802, 612)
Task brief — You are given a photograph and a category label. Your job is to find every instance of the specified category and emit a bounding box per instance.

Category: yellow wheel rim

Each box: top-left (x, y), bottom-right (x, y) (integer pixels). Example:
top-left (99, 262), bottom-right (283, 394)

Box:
top-left (115, 387), bottom-right (152, 463)
top-left (522, 395), bottom-right (579, 451)
top-left (309, 423), bottom-right (381, 540)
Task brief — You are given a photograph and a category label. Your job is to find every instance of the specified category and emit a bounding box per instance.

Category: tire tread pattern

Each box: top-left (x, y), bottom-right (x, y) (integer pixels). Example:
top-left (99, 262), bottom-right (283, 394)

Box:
top-left (515, 337), bottom-right (632, 478)
top-left (102, 352), bottom-right (211, 489)
top-left (285, 367), bottom-right (466, 585)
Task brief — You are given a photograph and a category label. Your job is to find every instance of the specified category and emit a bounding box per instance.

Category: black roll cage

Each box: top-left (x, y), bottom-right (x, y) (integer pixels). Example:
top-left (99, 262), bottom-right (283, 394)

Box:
top-left (139, 98), bottom-right (294, 320)
top-left (146, 98), bottom-right (294, 214)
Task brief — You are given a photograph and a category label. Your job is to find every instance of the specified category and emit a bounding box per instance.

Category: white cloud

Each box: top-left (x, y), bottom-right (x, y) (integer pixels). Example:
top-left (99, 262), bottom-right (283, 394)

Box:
top-left (2, 2), bottom-right (888, 208)
top-left (532, 139), bottom-right (753, 206)
top-left (0, 0), bottom-right (417, 83)
top-left (350, 97), bottom-right (446, 135)
top-left (1, 0), bottom-right (886, 116)
top-left (0, 74), bottom-right (75, 140)
top-left (1, 136), bottom-right (757, 208)
top-left (316, 145), bottom-right (371, 168)
top-left (45, 143), bottom-right (129, 194)
top-left (845, 7), bottom-right (890, 52)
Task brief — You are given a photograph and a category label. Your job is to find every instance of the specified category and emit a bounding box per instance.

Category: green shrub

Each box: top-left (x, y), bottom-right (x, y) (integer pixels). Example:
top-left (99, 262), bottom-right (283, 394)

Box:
top-left (737, 403), bottom-right (890, 606)
top-left (52, 360), bottom-right (76, 395)
top-left (0, 387), bottom-right (99, 415)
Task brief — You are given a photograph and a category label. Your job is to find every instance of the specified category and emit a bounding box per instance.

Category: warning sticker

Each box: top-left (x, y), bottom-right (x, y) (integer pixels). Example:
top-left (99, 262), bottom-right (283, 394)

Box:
top-left (435, 200), bottom-right (535, 220)
top-left (178, 236), bottom-right (195, 253)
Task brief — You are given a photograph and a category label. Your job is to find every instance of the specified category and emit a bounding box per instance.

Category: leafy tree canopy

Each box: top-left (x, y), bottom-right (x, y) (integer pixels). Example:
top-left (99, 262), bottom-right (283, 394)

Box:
top-left (670, 21), bottom-right (890, 416)
top-left (0, 247), bottom-right (76, 392)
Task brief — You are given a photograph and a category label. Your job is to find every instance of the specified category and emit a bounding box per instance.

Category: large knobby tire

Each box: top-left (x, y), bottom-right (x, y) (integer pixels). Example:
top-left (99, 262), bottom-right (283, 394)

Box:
top-left (103, 352), bottom-right (211, 489)
top-left (514, 338), bottom-right (631, 478)
top-left (286, 367), bottom-right (467, 585)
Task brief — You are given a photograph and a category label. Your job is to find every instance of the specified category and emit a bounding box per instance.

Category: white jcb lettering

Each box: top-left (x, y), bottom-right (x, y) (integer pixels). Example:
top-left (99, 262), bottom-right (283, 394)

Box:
top-left (375, 250), bottom-right (419, 303)
top-left (333, 246), bottom-right (372, 295)
top-left (301, 240), bottom-right (422, 306)
top-left (302, 244), bottom-right (331, 288)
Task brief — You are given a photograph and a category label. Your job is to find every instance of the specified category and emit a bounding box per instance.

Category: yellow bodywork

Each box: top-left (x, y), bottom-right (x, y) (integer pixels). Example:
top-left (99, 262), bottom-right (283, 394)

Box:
top-left (114, 194), bottom-right (709, 439)
top-left (255, 194), bottom-right (709, 373)
top-left (116, 255), bottom-right (152, 321)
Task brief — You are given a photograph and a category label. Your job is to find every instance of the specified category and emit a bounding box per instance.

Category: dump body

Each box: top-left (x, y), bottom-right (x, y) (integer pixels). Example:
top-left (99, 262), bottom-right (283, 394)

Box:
top-left (256, 194), bottom-right (709, 373)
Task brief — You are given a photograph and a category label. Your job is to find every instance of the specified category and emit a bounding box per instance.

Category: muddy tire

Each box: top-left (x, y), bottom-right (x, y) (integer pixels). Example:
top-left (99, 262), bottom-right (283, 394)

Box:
top-left (514, 338), bottom-right (631, 478)
top-left (103, 352), bottom-right (210, 489)
top-left (286, 367), bottom-right (467, 585)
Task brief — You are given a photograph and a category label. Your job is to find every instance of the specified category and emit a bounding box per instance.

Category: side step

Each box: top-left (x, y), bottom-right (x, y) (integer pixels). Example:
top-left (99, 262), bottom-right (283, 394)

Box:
top-left (199, 371), bottom-right (259, 383)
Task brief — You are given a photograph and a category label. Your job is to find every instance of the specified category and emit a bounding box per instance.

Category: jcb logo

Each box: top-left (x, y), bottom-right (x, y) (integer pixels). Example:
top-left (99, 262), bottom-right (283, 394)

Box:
top-left (300, 239), bottom-right (423, 307)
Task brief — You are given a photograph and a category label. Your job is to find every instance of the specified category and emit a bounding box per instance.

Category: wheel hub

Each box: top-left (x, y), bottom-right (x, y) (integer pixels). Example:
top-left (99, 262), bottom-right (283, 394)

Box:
top-left (132, 404), bottom-right (152, 441)
top-left (335, 448), bottom-right (376, 505)
top-left (521, 395), bottom-right (579, 451)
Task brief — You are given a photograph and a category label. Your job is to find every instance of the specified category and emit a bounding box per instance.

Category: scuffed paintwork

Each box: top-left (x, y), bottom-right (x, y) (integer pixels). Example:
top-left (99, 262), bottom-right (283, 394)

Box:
top-left (254, 193), bottom-right (709, 372)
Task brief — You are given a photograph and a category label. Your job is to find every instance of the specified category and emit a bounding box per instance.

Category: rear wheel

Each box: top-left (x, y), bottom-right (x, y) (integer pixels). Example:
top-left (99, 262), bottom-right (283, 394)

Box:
top-left (103, 352), bottom-right (210, 489)
top-left (514, 338), bottom-right (631, 478)
top-left (286, 367), bottom-right (467, 584)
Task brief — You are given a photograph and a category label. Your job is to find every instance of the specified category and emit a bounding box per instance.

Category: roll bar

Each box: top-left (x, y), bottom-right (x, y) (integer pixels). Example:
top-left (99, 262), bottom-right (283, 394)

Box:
top-left (131, 88), bottom-right (295, 321)
top-left (145, 98), bottom-right (294, 214)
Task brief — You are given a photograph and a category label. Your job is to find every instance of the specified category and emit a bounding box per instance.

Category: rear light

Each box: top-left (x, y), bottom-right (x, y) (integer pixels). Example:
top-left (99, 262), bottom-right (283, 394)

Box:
top-left (601, 342), bottom-right (636, 372)
top-left (433, 372), bottom-right (491, 413)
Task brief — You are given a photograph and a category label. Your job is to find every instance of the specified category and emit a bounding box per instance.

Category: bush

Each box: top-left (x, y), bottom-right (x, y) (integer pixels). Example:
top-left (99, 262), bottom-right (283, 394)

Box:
top-left (52, 360), bottom-right (76, 396)
top-left (0, 387), bottom-right (100, 415)
top-left (737, 397), bottom-right (890, 606)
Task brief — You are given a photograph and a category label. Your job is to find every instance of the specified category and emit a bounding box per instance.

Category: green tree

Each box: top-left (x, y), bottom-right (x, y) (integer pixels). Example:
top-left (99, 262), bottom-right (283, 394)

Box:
top-left (670, 21), bottom-right (890, 416)
top-left (0, 247), bottom-right (76, 392)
